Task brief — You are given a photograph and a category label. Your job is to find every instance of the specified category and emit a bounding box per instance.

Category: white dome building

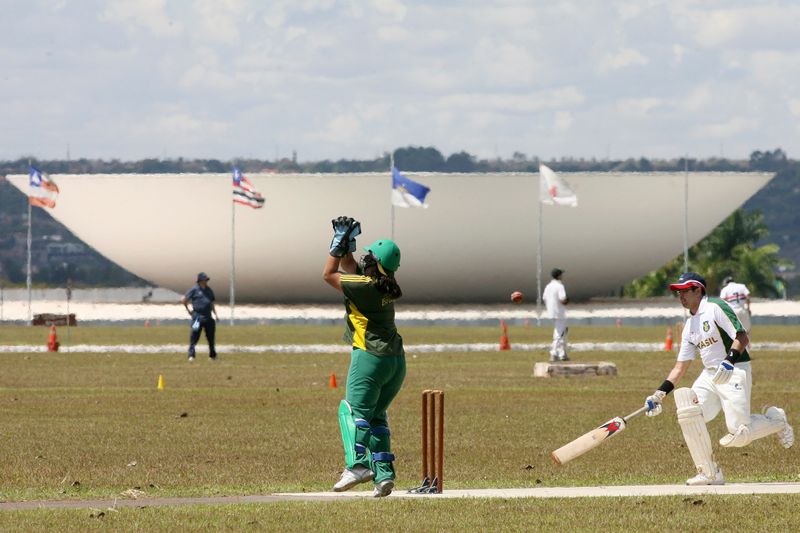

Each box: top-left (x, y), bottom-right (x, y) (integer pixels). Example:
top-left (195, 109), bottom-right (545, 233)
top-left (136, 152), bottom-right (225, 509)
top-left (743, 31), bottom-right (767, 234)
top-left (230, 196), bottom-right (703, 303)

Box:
top-left (7, 171), bottom-right (772, 303)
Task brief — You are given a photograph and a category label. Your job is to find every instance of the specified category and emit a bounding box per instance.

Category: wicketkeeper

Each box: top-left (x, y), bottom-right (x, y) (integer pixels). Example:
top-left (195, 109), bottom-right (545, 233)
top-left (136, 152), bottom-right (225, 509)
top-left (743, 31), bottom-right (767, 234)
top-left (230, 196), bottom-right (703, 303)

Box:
top-left (644, 272), bottom-right (793, 485)
top-left (322, 216), bottom-right (406, 498)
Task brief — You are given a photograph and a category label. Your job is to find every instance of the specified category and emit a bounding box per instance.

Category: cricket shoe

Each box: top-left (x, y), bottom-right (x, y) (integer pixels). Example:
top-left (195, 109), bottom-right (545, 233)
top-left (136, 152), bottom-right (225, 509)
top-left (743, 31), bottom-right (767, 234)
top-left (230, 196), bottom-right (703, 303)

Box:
top-left (686, 466), bottom-right (724, 486)
top-left (373, 479), bottom-right (394, 498)
top-left (188, 356), bottom-right (195, 362)
top-left (332, 465), bottom-right (374, 492)
top-left (558, 354), bottom-right (571, 362)
top-left (765, 406), bottom-right (794, 448)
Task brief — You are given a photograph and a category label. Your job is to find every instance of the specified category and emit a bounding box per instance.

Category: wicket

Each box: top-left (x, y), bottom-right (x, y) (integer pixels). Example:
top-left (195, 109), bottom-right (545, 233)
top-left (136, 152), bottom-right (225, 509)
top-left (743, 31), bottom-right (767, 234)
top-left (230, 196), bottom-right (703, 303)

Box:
top-left (409, 389), bottom-right (444, 494)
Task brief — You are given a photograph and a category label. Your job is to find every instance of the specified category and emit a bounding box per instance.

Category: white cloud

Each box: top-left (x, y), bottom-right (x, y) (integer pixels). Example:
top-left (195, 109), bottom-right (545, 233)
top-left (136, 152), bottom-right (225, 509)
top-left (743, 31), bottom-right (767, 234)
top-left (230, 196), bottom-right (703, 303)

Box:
top-left (376, 26), bottom-right (410, 43)
top-left (616, 97), bottom-right (662, 118)
top-left (313, 113), bottom-right (363, 143)
top-left (692, 117), bottom-right (759, 139)
top-left (681, 85), bottom-right (713, 113)
top-left (194, 0), bottom-right (246, 45)
top-left (369, 0), bottom-right (407, 21)
top-left (99, 0), bottom-right (182, 36)
top-left (4, 1), bottom-right (800, 161)
top-left (672, 43), bottom-right (685, 65)
top-left (673, 5), bottom-right (800, 49)
top-left (473, 38), bottom-right (542, 86)
top-left (553, 111), bottom-right (573, 134)
top-left (469, 5), bottom-right (537, 27)
top-left (599, 47), bottom-right (649, 72)
top-left (440, 87), bottom-right (585, 113)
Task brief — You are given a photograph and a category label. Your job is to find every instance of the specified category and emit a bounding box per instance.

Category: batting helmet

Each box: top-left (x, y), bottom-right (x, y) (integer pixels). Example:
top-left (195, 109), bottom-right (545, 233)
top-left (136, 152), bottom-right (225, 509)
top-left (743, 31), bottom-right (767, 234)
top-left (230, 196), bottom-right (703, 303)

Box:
top-left (365, 239), bottom-right (401, 272)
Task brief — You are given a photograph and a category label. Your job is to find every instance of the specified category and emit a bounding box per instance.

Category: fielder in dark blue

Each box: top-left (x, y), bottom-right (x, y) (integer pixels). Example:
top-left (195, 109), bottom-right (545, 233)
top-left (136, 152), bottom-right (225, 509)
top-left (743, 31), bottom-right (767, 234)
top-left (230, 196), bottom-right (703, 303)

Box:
top-left (181, 272), bottom-right (219, 361)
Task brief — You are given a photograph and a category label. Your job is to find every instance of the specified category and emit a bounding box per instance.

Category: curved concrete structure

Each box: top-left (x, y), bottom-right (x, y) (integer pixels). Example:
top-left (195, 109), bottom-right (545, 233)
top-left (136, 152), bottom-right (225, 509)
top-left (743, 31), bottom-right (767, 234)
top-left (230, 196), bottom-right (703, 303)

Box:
top-left (7, 172), bottom-right (771, 303)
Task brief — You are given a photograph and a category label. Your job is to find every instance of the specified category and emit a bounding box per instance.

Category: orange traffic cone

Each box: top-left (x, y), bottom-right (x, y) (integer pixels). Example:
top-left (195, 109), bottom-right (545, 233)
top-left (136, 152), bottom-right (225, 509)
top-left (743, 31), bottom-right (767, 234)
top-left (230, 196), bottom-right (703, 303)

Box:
top-left (144, 320), bottom-right (151, 328)
top-left (47, 325), bottom-right (60, 352)
top-left (664, 327), bottom-right (673, 351)
top-left (499, 320), bottom-right (511, 351)
top-left (329, 372), bottom-right (338, 389)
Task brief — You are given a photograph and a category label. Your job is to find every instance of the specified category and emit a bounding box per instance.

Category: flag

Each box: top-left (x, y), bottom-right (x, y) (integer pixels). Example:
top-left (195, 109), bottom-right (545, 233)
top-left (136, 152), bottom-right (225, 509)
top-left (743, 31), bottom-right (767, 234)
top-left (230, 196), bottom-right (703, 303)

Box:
top-left (539, 164), bottom-right (577, 207)
top-left (391, 167), bottom-right (430, 208)
top-left (28, 166), bottom-right (59, 208)
top-left (232, 167), bottom-right (265, 209)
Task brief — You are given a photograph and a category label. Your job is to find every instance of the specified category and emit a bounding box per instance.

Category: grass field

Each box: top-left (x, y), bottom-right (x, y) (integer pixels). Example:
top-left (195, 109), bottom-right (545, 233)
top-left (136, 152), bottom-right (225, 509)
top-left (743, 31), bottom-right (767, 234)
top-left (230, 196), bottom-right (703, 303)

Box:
top-left (0, 324), bottom-right (798, 531)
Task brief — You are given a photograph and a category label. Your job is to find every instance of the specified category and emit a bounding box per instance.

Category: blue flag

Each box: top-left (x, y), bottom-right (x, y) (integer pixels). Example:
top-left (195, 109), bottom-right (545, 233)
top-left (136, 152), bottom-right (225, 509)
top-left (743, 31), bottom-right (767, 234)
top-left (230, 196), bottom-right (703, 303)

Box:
top-left (391, 167), bottom-right (430, 208)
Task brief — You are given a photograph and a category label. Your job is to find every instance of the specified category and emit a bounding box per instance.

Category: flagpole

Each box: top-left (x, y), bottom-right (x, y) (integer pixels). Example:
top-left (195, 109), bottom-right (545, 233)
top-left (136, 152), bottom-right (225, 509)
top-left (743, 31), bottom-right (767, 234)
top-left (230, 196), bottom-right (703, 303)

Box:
top-left (536, 176), bottom-right (543, 327)
top-left (390, 153), bottom-right (395, 240)
top-left (26, 200), bottom-right (32, 326)
top-left (230, 192), bottom-right (236, 327)
top-left (65, 273), bottom-right (71, 351)
top-left (683, 155), bottom-right (689, 272)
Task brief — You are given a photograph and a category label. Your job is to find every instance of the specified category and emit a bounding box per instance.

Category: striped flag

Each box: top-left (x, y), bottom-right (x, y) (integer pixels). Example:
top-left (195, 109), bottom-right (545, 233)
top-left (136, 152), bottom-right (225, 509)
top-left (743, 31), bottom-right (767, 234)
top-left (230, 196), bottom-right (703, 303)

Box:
top-left (28, 166), bottom-right (59, 209)
top-left (232, 167), bottom-right (265, 208)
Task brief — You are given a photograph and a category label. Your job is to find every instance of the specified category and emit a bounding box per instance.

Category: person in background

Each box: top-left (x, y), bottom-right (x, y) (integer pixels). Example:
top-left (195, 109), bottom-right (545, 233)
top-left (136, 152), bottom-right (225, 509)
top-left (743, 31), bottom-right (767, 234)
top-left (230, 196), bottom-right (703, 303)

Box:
top-left (543, 268), bottom-right (569, 362)
top-left (181, 272), bottom-right (219, 362)
top-left (719, 275), bottom-right (751, 335)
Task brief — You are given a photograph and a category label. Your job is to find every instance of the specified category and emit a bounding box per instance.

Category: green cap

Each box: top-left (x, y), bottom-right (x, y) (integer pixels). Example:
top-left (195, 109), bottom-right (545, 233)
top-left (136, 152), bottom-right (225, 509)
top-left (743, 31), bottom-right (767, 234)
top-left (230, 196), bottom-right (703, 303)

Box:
top-left (365, 239), bottom-right (401, 272)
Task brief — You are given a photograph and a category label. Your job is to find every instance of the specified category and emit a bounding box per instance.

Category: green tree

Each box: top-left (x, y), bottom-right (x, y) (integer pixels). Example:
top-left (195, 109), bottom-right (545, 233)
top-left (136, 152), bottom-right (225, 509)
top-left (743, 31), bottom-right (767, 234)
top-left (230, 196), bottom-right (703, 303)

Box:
top-left (624, 209), bottom-right (791, 298)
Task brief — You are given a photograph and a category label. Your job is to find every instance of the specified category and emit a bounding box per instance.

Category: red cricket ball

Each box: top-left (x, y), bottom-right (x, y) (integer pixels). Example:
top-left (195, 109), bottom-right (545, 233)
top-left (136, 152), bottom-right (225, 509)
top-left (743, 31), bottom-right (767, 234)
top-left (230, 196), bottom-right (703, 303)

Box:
top-left (510, 291), bottom-right (523, 303)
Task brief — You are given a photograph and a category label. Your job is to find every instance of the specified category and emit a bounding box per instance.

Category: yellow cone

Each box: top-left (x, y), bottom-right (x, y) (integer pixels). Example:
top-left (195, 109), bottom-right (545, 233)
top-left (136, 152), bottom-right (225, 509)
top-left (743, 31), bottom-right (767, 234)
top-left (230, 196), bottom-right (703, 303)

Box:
top-left (157, 374), bottom-right (165, 390)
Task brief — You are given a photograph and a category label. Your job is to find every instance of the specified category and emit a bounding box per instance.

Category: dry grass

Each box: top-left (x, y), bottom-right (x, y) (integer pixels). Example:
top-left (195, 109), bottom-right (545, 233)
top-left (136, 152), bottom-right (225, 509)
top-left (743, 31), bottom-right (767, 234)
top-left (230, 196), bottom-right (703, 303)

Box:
top-left (0, 324), bottom-right (797, 530)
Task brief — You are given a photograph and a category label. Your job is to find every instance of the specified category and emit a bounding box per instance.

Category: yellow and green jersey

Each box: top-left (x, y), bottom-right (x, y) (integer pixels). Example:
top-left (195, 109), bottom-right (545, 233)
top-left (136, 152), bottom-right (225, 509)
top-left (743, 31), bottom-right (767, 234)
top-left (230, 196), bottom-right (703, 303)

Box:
top-left (340, 273), bottom-right (404, 357)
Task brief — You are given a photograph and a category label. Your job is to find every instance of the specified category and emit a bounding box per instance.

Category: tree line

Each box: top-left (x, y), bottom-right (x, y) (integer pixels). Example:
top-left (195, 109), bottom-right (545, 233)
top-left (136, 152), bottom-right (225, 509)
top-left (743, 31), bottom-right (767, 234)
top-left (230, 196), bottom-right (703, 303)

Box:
top-left (0, 147), bottom-right (793, 176)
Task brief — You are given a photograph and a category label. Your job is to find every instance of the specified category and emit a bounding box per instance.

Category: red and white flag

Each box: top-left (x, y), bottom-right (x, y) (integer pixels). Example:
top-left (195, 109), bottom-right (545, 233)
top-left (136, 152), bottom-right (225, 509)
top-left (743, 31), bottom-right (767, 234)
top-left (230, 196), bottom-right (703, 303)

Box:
top-left (539, 164), bottom-right (577, 207)
top-left (232, 167), bottom-right (265, 209)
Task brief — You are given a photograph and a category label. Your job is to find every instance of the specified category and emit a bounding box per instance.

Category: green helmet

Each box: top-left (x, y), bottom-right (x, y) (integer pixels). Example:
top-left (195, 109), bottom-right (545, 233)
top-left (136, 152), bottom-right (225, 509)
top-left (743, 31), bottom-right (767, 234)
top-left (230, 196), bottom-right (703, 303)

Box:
top-left (365, 239), bottom-right (401, 272)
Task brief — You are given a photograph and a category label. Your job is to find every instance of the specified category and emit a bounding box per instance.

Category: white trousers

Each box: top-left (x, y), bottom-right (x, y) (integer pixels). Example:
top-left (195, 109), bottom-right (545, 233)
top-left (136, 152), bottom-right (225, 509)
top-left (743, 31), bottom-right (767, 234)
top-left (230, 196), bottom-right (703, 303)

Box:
top-left (693, 362), bottom-right (752, 433)
top-left (550, 318), bottom-right (568, 358)
top-left (733, 307), bottom-right (751, 335)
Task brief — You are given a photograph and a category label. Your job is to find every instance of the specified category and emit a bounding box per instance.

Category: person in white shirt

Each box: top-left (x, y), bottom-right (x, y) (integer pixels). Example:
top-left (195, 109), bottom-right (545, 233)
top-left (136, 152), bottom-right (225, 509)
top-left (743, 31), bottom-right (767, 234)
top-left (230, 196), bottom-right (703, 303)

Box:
top-left (542, 268), bottom-right (569, 362)
top-left (719, 275), bottom-right (751, 334)
top-left (643, 272), bottom-right (793, 486)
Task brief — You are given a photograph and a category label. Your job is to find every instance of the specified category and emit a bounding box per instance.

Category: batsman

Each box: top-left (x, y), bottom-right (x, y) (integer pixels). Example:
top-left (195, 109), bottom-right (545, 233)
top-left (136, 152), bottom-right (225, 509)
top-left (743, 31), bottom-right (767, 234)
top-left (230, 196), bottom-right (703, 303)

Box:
top-left (644, 272), bottom-right (794, 485)
top-left (322, 216), bottom-right (406, 498)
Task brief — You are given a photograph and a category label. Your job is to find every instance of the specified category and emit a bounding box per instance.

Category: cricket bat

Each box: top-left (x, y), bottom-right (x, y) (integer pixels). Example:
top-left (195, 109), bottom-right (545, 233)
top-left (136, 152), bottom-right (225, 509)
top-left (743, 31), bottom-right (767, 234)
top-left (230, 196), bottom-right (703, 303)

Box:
top-left (551, 405), bottom-right (648, 465)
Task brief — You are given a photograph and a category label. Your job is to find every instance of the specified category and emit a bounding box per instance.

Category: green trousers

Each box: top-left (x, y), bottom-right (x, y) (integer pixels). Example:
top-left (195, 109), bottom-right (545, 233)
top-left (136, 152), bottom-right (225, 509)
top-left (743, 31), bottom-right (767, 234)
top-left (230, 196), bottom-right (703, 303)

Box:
top-left (345, 348), bottom-right (406, 483)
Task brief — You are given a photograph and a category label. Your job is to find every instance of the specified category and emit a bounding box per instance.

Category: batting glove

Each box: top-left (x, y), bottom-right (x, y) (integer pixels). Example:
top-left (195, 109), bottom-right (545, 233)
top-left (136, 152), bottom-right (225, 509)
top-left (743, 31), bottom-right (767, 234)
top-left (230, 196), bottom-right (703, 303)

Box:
top-left (645, 390), bottom-right (666, 417)
top-left (711, 359), bottom-right (735, 385)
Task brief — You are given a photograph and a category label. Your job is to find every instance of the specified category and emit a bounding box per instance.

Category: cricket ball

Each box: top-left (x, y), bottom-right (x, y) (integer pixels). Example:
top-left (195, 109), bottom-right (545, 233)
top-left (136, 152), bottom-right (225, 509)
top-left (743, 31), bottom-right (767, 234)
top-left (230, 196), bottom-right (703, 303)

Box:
top-left (510, 291), bottom-right (523, 304)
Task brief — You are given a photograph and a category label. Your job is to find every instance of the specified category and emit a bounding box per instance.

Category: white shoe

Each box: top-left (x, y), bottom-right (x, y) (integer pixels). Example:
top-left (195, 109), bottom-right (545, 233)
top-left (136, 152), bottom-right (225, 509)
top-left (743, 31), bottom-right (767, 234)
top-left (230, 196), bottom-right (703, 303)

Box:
top-left (686, 466), bottom-right (724, 486)
top-left (766, 407), bottom-right (794, 449)
top-left (373, 479), bottom-right (394, 498)
top-left (188, 356), bottom-right (195, 362)
top-left (333, 465), bottom-right (374, 492)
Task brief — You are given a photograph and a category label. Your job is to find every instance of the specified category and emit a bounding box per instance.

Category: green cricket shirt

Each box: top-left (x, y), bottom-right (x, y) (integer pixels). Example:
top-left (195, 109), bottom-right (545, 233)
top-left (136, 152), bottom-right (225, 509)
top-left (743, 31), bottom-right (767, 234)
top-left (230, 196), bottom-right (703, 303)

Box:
top-left (340, 273), bottom-right (404, 357)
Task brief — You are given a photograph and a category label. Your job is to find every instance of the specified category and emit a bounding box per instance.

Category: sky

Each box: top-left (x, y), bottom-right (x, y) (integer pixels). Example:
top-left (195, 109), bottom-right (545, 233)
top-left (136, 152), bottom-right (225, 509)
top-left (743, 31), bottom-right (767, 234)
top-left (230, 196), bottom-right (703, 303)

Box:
top-left (2, 0), bottom-right (799, 163)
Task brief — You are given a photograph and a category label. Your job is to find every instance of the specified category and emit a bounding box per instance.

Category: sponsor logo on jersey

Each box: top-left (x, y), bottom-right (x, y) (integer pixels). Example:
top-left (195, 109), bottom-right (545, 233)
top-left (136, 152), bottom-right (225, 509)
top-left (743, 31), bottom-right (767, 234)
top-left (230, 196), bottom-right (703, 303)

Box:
top-left (703, 321), bottom-right (710, 332)
top-left (697, 336), bottom-right (719, 348)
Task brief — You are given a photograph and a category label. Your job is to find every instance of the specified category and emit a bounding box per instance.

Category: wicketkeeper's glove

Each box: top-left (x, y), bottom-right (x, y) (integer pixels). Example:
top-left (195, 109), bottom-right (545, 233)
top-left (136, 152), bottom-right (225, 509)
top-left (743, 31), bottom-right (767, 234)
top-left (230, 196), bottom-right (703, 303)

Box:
top-left (329, 216), bottom-right (361, 257)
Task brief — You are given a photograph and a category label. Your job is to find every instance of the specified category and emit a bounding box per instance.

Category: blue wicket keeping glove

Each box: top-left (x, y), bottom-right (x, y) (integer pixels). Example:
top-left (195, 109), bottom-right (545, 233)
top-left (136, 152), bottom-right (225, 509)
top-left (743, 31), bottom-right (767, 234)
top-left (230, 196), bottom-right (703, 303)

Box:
top-left (329, 216), bottom-right (361, 257)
